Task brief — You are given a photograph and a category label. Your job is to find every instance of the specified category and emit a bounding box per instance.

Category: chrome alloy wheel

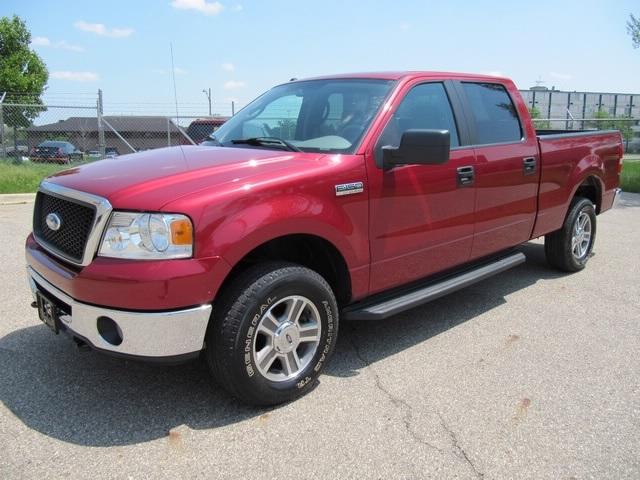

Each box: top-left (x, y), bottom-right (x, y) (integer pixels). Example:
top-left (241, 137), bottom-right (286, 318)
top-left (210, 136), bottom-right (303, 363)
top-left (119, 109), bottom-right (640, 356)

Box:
top-left (571, 212), bottom-right (592, 260)
top-left (252, 295), bottom-right (321, 382)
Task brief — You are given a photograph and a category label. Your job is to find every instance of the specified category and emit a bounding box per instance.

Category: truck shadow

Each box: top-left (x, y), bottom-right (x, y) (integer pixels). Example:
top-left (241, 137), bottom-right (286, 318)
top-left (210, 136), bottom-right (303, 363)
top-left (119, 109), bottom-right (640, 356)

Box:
top-left (0, 242), bottom-right (563, 447)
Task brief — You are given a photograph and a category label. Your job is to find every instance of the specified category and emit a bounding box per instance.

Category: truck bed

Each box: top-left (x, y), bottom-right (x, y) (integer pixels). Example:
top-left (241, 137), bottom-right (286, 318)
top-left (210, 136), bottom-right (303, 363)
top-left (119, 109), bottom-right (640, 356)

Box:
top-left (532, 129), bottom-right (623, 238)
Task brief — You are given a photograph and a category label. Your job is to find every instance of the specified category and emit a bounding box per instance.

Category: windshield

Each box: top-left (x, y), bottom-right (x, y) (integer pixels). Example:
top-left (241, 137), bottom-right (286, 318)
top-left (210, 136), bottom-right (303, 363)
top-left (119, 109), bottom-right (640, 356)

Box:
top-left (211, 79), bottom-right (394, 154)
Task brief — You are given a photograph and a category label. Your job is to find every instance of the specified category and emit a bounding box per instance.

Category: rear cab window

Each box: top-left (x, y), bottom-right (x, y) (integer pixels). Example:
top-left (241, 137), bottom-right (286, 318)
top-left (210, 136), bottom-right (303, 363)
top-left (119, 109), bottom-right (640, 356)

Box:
top-left (461, 82), bottom-right (523, 145)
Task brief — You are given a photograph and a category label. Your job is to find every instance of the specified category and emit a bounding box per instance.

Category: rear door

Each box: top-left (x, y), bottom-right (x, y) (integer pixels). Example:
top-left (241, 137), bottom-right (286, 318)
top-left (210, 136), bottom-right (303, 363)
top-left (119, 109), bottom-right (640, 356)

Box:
top-left (366, 80), bottom-right (477, 294)
top-left (454, 81), bottom-right (539, 259)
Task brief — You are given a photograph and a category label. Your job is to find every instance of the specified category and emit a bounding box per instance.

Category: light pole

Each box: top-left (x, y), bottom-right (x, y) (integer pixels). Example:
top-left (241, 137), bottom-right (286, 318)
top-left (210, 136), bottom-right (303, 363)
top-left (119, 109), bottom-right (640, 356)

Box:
top-left (202, 88), bottom-right (212, 116)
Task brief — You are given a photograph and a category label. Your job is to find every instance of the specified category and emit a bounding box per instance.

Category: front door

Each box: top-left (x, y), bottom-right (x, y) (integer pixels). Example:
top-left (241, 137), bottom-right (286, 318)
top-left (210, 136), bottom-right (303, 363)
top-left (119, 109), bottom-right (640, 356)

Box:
top-left (367, 81), bottom-right (477, 294)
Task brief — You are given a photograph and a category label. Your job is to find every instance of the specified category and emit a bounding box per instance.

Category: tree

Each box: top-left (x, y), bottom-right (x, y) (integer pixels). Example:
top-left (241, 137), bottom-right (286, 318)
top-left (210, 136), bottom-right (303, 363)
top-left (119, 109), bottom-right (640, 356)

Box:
top-left (587, 110), bottom-right (634, 146)
top-left (528, 106), bottom-right (551, 130)
top-left (0, 15), bottom-right (48, 158)
top-left (629, 14), bottom-right (640, 48)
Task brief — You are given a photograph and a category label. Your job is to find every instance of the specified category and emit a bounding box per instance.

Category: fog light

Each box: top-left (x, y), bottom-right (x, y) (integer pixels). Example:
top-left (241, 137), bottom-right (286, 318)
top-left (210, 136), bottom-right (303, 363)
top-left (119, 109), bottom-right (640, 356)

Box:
top-left (97, 316), bottom-right (123, 346)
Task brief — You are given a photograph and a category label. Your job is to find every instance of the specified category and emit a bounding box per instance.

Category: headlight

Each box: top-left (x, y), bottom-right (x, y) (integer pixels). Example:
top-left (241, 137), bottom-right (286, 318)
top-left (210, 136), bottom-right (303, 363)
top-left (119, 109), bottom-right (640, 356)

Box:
top-left (98, 212), bottom-right (193, 259)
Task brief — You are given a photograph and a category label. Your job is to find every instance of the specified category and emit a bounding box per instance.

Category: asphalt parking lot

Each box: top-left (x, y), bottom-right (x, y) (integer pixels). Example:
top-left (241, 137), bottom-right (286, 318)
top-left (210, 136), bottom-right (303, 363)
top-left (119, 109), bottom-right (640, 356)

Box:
top-left (1, 195), bottom-right (639, 479)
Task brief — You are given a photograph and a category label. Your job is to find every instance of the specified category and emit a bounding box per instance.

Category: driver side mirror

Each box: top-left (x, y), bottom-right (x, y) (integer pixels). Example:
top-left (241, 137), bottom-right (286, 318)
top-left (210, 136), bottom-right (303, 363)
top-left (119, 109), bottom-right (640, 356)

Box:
top-left (381, 129), bottom-right (450, 169)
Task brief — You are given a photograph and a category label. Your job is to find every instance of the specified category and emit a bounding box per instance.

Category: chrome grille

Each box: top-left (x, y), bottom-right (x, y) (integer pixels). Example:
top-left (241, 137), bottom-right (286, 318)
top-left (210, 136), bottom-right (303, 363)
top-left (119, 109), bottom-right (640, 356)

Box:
top-left (32, 182), bottom-right (113, 266)
top-left (33, 192), bottom-right (96, 263)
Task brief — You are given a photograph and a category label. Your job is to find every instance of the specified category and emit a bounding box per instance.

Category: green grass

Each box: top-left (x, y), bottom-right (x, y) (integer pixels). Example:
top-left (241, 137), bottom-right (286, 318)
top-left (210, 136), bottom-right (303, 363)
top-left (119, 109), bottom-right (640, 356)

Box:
top-left (0, 159), bottom-right (75, 194)
top-left (621, 161), bottom-right (640, 193)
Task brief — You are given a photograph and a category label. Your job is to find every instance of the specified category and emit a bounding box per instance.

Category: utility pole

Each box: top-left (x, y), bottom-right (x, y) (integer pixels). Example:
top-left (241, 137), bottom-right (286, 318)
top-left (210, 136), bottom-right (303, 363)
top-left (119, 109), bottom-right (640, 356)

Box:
top-left (0, 92), bottom-right (6, 159)
top-left (97, 89), bottom-right (105, 157)
top-left (202, 88), bottom-right (212, 116)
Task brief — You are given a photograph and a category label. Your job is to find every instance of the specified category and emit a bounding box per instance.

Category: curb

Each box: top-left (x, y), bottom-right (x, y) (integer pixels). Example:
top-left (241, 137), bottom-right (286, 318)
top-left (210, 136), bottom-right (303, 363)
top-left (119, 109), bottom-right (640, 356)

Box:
top-left (0, 193), bottom-right (36, 205)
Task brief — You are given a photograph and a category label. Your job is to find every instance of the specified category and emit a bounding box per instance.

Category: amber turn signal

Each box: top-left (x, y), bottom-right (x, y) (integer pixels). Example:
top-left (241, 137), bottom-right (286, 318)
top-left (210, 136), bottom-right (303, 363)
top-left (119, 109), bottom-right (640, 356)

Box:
top-left (170, 219), bottom-right (193, 245)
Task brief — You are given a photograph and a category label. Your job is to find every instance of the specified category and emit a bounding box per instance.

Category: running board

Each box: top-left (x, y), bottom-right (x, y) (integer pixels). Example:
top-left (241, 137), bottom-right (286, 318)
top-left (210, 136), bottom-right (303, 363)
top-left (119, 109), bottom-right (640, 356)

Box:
top-left (343, 252), bottom-right (526, 321)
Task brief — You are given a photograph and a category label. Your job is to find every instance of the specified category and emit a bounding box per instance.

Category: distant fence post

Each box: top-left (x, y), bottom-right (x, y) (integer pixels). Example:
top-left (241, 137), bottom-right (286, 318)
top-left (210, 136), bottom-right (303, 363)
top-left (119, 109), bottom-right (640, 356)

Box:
top-left (97, 89), bottom-right (105, 157)
top-left (0, 92), bottom-right (6, 159)
top-left (232, 101), bottom-right (235, 116)
top-left (167, 117), bottom-right (171, 146)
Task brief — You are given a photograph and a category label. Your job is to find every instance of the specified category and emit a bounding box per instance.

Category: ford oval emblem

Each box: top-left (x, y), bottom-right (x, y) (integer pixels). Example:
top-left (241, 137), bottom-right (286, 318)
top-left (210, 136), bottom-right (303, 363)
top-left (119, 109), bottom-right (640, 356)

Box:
top-left (45, 213), bottom-right (62, 231)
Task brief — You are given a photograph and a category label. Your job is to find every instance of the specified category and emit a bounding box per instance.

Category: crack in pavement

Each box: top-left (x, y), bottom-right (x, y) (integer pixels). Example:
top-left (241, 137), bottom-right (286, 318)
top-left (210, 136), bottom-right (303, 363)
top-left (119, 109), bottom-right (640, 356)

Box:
top-left (347, 329), bottom-right (442, 453)
top-left (347, 326), bottom-right (485, 479)
top-left (438, 412), bottom-right (484, 479)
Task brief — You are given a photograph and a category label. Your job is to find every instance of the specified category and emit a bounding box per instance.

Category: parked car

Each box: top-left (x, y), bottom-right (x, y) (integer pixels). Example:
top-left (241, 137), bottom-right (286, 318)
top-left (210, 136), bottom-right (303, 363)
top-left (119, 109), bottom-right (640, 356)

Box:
top-left (30, 141), bottom-right (82, 164)
top-left (4, 144), bottom-right (29, 160)
top-left (183, 117), bottom-right (228, 144)
top-left (86, 147), bottom-right (120, 160)
top-left (25, 72), bottom-right (623, 406)
top-left (104, 147), bottom-right (119, 158)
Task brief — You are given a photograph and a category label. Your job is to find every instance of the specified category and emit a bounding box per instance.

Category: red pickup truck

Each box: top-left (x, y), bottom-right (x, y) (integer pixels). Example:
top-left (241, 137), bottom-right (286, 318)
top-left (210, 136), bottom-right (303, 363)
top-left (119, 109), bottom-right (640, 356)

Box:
top-left (25, 72), bottom-right (623, 405)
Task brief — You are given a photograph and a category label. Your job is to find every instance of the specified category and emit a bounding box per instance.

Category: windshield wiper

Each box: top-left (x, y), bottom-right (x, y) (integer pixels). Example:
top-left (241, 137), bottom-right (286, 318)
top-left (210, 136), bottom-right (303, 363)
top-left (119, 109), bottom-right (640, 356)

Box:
top-left (230, 137), bottom-right (302, 152)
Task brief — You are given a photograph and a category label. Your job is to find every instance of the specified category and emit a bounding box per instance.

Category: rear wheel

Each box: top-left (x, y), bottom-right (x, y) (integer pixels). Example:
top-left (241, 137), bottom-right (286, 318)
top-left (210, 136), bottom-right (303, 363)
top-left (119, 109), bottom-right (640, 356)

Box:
top-left (205, 262), bottom-right (339, 406)
top-left (545, 197), bottom-right (596, 272)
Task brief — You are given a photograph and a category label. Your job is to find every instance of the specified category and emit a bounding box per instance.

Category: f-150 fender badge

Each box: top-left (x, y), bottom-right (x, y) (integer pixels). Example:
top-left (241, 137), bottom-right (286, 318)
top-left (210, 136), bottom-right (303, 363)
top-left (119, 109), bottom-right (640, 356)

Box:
top-left (335, 181), bottom-right (364, 196)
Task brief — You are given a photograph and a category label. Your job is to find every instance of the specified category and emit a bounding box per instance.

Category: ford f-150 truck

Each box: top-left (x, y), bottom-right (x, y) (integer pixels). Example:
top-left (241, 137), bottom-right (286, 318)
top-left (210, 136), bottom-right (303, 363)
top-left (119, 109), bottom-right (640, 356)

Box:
top-left (25, 72), bottom-right (623, 405)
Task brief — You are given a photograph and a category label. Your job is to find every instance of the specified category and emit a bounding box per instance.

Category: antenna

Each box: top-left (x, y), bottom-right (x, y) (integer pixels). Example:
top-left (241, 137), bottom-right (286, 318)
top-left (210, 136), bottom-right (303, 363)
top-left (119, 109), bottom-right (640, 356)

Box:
top-left (534, 76), bottom-right (546, 87)
top-left (170, 42), bottom-right (180, 119)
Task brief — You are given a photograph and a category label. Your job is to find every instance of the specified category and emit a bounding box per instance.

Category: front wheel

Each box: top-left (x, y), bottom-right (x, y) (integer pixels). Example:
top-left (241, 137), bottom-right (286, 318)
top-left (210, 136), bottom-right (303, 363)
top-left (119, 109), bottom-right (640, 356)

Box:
top-left (545, 197), bottom-right (597, 272)
top-left (205, 262), bottom-right (339, 406)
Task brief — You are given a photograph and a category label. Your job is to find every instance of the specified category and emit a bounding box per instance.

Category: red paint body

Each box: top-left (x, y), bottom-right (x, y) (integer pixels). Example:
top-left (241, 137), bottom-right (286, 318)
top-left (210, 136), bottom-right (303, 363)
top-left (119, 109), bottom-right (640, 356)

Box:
top-left (26, 72), bottom-right (623, 310)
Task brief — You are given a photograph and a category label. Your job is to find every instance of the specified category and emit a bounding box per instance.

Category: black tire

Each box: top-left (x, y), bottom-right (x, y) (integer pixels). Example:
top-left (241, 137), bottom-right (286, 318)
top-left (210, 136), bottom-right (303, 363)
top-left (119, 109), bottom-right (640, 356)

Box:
top-left (205, 262), bottom-right (339, 406)
top-left (544, 196), bottom-right (596, 272)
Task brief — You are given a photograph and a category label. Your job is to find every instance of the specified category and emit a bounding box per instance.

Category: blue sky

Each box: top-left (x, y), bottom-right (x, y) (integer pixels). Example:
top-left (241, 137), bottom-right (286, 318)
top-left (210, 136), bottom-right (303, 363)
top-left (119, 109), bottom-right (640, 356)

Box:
top-left (2, 0), bottom-right (639, 115)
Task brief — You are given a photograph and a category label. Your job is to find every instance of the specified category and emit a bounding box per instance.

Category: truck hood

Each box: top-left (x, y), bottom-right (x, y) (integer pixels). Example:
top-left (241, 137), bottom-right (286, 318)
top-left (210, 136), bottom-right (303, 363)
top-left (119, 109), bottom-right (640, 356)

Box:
top-left (46, 146), bottom-right (325, 210)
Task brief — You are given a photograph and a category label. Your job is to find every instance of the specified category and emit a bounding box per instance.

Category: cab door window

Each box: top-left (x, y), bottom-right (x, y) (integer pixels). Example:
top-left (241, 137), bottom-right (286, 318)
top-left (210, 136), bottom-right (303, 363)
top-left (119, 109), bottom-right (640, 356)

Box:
top-left (376, 82), bottom-right (460, 162)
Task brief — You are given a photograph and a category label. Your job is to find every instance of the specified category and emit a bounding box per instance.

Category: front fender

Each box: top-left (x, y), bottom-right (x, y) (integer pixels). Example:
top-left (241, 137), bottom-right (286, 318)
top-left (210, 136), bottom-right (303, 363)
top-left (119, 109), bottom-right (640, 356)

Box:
top-left (188, 188), bottom-right (370, 303)
top-left (203, 192), bottom-right (365, 266)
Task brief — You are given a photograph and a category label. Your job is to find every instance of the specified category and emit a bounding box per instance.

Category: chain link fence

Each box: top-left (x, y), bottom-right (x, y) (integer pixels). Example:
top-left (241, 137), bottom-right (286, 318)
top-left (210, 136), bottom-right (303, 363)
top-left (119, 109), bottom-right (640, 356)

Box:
top-left (1, 89), bottom-right (639, 165)
top-left (0, 91), bottom-right (237, 164)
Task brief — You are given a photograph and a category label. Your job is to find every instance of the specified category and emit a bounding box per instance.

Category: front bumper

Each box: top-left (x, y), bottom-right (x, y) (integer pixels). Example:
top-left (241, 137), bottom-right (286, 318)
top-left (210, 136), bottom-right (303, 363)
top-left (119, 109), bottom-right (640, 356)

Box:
top-left (27, 267), bottom-right (211, 360)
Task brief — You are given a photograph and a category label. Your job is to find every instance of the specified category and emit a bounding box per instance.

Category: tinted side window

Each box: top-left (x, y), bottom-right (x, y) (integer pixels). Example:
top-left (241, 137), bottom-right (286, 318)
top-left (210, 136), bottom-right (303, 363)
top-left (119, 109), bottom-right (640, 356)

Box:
top-left (461, 82), bottom-right (522, 144)
top-left (377, 83), bottom-right (460, 156)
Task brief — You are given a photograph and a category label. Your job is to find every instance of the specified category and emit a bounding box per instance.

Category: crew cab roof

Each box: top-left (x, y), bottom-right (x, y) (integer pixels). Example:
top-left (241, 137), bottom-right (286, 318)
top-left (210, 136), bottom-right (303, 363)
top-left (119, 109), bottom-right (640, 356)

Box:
top-left (292, 71), bottom-right (509, 83)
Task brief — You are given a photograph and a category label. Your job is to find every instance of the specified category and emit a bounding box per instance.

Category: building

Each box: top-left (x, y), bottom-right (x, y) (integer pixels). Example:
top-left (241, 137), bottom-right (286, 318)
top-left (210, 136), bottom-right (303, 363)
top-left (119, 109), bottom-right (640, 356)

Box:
top-left (518, 88), bottom-right (640, 152)
top-left (27, 116), bottom-right (186, 153)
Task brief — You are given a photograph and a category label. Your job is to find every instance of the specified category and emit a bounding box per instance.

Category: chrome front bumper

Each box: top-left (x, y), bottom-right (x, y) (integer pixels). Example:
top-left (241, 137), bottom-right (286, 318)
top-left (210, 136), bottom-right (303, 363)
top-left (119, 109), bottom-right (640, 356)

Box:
top-left (27, 267), bottom-right (211, 359)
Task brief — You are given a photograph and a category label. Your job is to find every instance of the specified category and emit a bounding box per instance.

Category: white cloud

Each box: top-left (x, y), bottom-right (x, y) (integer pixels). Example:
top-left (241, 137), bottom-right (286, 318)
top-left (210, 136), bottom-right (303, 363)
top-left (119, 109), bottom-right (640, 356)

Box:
top-left (31, 36), bottom-right (84, 52)
top-left (51, 71), bottom-right (99, 82)
top-left (32, 36), bottom-right (51, 46)
top-left (74, 20), bottom-right (134, 38)
top-left (57, 41), bottom-right (84, 52)
top-left (223, 80), bottom-right (246, 90)
top-left (221, 62), bottom-right (235, 72)
top-left (549, 71), bottom-right (572, 80)
top-left (170, 0), bottom-right (224, 15)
